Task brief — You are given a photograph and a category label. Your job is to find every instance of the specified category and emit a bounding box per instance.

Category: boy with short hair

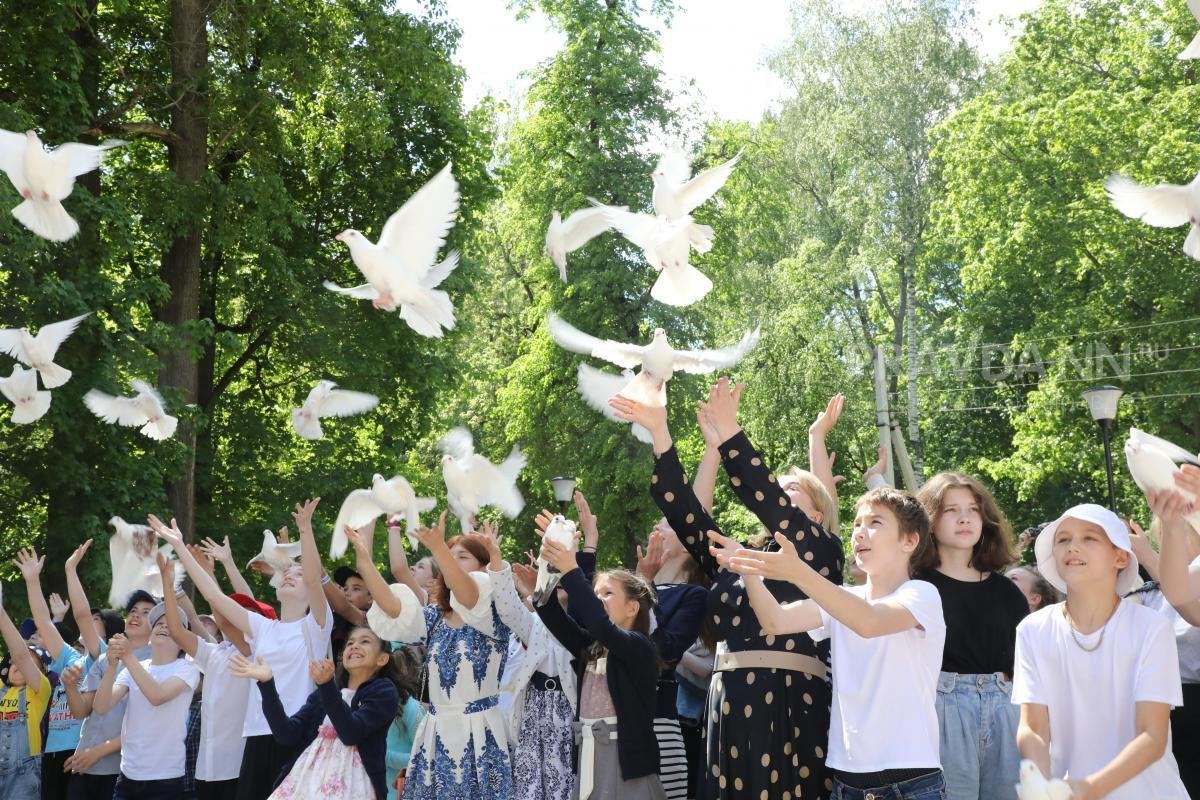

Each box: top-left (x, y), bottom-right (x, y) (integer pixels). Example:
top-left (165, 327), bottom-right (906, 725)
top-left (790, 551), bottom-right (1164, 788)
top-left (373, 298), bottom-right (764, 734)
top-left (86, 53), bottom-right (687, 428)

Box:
top-left (1012, 501), bottom-right (1189, 799)
top-left (725, 487), bottom-right (948, 800)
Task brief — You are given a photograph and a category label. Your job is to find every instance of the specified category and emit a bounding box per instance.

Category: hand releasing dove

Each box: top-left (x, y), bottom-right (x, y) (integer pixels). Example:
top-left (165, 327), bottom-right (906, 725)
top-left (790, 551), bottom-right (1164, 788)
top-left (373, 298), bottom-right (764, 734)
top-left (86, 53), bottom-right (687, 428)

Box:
top-left (1125, 427), bottom-right (1200, 532)
top-left (1180, 0), bottom-right (1200, 59)
top-left (290, 380), bottom-right (379, 440)
top-left (248, 530), bottom-right (302, 588)
top-left (0, 365), bottom-right (51, 423)
top-left (84, 380), bottom-right (178, 441)
top-left (0, 312), bottom-right (90, 388)
top-left (0, 130), bottom-right (124, 241)
top-left (439, 427), bottom-right (527, 533)
top-left (651, 149), bottom-right (741, 220)
top-left (107, 516), bottom-right (175, 607)
top-left (590, 200), bottom-right (715, 306)
top-left (325, 162), bottom-right (461, 338)
top-left (548, 313), bottom-right (760, 441)
top-left (1014, 760), bottom-right (1071, 800)
top-left (329, 473), bottom-right (436, 558)
top-left (1105, 172), bottom-right (1200, 260)
top-left (534, 515), bottom-right (578, 604)
top-left (545, 206), bottom-right (616, 283)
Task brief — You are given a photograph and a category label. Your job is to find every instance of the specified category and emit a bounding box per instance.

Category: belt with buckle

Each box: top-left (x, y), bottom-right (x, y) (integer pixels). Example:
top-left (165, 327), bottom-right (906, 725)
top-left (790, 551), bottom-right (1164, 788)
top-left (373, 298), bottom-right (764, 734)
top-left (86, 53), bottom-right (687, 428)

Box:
top-left (531, 670), bottom-right (563, 692)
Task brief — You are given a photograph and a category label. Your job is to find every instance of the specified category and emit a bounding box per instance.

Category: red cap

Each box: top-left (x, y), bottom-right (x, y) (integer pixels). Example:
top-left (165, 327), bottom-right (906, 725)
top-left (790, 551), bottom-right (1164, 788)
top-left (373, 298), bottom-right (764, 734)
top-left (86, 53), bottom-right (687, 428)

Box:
top-left (228, 593), bottom-right (278, 620)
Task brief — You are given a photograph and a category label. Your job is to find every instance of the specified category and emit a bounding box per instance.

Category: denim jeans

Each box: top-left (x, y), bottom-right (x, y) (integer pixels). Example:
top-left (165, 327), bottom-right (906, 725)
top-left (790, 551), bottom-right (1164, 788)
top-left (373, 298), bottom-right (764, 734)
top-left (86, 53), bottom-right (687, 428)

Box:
top-left (0, 753), bottom-right (41, 800)
top-left (832, 770), bottom-right (946, 800)
top-left (935, 672), bottom-right (1020, 800)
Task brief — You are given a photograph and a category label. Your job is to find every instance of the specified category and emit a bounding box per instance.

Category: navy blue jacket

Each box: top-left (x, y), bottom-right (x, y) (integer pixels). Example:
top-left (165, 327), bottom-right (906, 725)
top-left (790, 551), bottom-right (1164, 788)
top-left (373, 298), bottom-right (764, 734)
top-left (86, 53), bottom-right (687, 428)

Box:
top-left (258, 674), bottom-right (399, 800)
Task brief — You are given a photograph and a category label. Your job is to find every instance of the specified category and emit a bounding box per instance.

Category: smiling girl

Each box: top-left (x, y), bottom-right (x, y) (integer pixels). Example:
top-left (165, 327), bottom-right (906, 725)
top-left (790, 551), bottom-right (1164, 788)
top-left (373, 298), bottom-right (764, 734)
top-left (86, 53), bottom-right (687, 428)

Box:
top-left (914, 473), bottom-right (1028, 800)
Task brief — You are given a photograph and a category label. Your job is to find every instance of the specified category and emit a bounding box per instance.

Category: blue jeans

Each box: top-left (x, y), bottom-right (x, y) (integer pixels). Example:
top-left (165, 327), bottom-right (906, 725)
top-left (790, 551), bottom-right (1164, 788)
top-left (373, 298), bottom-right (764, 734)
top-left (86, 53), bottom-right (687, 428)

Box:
top-left (0, 753), bottom-right (41, 800)
top-left (832, 770), bottom-right (946, 800)
top-left (935, 672), bottom-right (1019, 800)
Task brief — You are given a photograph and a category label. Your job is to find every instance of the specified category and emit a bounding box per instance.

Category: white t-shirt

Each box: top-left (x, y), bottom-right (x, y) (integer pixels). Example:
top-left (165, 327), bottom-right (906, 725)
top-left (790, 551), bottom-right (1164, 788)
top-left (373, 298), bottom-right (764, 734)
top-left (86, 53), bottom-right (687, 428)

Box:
top-left (810, 579), bottom-right (946, 772)
top-left (114, 657), bottom-right (201, 780)
top-left (1012, 600), bottom-right (1189, 799)
top-left (193, 639), bottom-right (250, 781)
top-left (242, 605), bottom-right (333, 737)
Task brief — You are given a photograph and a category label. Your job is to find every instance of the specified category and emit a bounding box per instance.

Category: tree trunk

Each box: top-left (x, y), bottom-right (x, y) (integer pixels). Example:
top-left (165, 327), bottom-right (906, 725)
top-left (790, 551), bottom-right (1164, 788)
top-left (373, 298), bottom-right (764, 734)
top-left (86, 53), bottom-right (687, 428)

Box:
top-left (158, 0), bottom-right (209, 540)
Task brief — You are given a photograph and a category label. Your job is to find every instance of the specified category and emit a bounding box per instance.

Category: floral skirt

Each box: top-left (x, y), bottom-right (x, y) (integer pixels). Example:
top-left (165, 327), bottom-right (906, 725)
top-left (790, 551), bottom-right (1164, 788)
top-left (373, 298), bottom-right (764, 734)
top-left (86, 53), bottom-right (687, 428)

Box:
top-left (513, 686), bottom-right (575, 800)
top-left (403, 703), bottom-right (513, 800)
top-left (268, 720), bottom-right (373, 799)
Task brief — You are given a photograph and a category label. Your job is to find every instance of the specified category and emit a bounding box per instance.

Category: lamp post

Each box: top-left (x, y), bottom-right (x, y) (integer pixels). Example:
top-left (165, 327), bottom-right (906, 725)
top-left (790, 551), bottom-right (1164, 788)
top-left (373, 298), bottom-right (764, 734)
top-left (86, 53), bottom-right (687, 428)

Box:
top-left (550, 476), bottom-right (577, 514)
top-left (1082, 385), bottom-right (1123, 512)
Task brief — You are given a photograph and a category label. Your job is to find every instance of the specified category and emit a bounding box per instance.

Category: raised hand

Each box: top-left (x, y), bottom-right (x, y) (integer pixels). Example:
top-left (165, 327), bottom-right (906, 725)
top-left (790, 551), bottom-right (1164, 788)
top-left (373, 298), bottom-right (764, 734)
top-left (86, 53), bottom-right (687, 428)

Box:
top-left (696, 404), bottom-right (723, 448)
top-left (147, 514), bottom-right (185, 549)
top-left (157, 551), bottom-right (176, 586)
top-left (229, 653), bottom-right (273, 683)
top-left (464, 529), bottom-right (501, 566)
top-left (512, 562), bottom-right (538, 597)
top-left (292, 498), bottom-right (320, 532)
top-left (864, 446), bottom-right (889, 485)
top-left (188, 544), bottom-right (215, 576)
top-left (809, 393), bottom-right (844, 437)
top-left (308, 658), bottom-right (335, 685)
top-left (65, 539), bottom-right (93, 572)
top-left (574, 491), bottom-right (598, 548)
top-left (346, 526), bottom-right (372, 560)
top-left (49, 593), bottom-right (69, 621)
top-left (697, 377), bottom-right (744, 442)
top-left (1125, 518), bottom-right (1156, 565)
top-left (13, 547), bottom-right (44, 581)
top-left (727, 532), bottom-right (805, 583)
top-left (608, 394), bottom-right (668, 435)
top-left (276, 525), bottom-right (291, 544)
top-left (706, 529), bottom-right (743, 569)
top-left (414, 511), bottom-right (448, 552)
top-left (636, 530), bottom-right (666, 580)
top-left (539, 536), bottom-right (577, 574)
top-left (199, 536), bottom-right (233, 563)
top-left (1175, 464), bottom-right (1200, 497)
top-left (1147, 488), bottom-right (1195, 524)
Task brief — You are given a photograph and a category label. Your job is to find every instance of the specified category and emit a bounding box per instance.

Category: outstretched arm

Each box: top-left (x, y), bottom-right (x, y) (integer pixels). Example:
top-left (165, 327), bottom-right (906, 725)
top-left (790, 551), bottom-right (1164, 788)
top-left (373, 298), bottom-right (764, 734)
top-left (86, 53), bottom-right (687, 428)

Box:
top-left (159, 555), bottom-right (200, 657)
top-left (808, 393), bottom-right (844, 514)
top-left (0, 603), bottom-right (47, 701)
top-left (148, 515), bottom-right (251, 634)
top-left (292, 499), bottom-right (329, 628)
top-left (387, 522), bottom-right (427, 603)
top-left (1149, 486), bottom-right (1200, 626)
top-left (65, 540), bottom-right (103, 659)
top-left (14, 547), bottom-right (69, 661)
top-left (419, 512), bottom-right (479, 609)
top-left (347, 527), bottom-right (405, 619)
top-left (199, 536), bottom-right (255, 599)
top-left (693, 409), bottom-right (722, 512)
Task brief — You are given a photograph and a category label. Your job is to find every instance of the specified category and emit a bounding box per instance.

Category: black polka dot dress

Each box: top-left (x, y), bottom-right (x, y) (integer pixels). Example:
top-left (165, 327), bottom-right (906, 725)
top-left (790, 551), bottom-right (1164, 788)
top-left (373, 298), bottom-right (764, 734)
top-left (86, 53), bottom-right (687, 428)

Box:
top-left (649, 431), bottom-right (844, 800)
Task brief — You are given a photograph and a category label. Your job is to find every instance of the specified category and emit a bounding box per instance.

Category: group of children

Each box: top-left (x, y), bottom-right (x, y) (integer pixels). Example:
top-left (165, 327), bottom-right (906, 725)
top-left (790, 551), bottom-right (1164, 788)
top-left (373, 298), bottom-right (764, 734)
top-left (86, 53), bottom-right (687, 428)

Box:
top-left (0, 378), bottom-right (1197, 800)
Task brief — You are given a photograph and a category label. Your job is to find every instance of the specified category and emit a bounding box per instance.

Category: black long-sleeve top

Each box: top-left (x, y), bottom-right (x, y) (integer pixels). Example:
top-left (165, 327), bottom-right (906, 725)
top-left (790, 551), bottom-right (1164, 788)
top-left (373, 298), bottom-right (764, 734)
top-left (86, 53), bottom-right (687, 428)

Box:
top-left (258, 674), bottom-right (399, 800)
top-left (537, 567), bottom-right (661, 781)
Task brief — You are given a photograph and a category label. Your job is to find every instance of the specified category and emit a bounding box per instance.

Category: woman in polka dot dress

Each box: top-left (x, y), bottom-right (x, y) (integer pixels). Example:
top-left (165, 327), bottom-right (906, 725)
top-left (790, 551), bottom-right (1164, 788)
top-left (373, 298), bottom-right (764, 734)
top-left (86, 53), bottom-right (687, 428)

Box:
top-left (611, 380), bottom-right (845, 800)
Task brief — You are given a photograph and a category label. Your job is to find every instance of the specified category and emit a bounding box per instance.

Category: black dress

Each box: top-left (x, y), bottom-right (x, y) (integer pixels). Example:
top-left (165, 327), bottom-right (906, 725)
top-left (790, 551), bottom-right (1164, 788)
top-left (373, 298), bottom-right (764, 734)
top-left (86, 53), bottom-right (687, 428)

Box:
top-left (650, 430), bottom-right (845, 800)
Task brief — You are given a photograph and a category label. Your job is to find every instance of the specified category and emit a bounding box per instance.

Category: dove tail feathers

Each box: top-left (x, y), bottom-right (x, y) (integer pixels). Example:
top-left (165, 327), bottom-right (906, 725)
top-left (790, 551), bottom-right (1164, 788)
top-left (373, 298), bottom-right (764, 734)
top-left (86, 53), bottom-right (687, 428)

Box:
top-left (142, 414), bottom-right (178, 441)
top-left (329, 526), bottom-right (348, 560)
top-left (35, 361), bottom-right (72, 389)
top-left (499, 445), bottom-right (527, 483)
top-left (12, 199), bottom-right (79, 242)
top-left (10, 391), bottom-right (51, 424)
top-left (292, 411), bottom-right (324, 440)
top-left (400, 289), bottom-right (456, 338)
top-left (650, 261), bottom-right (713, 307)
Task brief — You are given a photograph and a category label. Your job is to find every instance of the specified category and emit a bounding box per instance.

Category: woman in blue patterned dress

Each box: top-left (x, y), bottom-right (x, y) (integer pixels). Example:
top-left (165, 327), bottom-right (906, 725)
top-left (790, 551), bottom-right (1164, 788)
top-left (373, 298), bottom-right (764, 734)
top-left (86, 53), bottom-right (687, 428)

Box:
top-left (351, 512), bottom-right (514, 800)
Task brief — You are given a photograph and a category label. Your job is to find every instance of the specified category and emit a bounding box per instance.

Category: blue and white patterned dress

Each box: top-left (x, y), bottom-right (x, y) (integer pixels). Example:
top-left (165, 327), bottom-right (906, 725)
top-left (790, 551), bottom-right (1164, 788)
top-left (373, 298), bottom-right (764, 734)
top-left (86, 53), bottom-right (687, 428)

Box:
top-left (367, 572), bottom-right (514, 800)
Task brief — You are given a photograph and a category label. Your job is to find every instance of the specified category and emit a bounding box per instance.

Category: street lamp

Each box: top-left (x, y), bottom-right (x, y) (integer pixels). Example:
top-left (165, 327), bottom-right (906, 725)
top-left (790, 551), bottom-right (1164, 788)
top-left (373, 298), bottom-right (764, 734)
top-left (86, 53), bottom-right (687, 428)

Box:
top-left (1082, 385), bottom-right (1123, 511)
top-left (550, 476), bottom-right (577, 514)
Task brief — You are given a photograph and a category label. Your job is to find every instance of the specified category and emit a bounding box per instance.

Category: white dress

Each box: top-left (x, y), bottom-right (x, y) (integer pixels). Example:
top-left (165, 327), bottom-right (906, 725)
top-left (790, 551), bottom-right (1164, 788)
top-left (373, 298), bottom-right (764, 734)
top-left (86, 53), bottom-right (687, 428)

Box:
top-left (367, 573), bottom-right (514, 800)
top-left (267, 688), bottom-right (374, 799)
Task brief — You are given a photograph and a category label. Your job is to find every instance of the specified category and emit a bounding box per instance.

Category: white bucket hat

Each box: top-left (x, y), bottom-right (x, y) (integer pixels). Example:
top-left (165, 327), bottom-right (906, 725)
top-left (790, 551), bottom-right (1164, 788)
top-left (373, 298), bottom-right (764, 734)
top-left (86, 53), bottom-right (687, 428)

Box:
top-left (1035, 503), bottom-right (1139, 595)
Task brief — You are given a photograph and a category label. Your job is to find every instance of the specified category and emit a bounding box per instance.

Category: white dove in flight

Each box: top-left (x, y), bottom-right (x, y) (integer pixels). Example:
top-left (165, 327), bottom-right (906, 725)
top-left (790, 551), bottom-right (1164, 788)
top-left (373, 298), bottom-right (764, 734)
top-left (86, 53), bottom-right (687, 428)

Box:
top-left (247, 530), bottom-right (303, 589)
top-left (107, 516), bottom-right (175, 607)
top-left (0, 312), bottom-right (90, 388)
top-left (0, 130), bottom-right (124, 241)
top-left (1180, 0), bottom-right (1200, 59)
top-left (290, 380), bottom-right (379, 440)
top-left (0, 365), bottom-right (51, 424)
top-left (534, 515), bottom-right (578, 604)
top-left (590, 200), bottom-right (715, 306)
top-left (329, 473), bottom-right (436, 558)
top-left (545, 206), bottom-right (616, 282)
top-left (651, 149), bottom-right (741, 220)
top-left (438, 427), bottom-right (527, 533)
top-left (84, 380), bottom-right (178, 441)
top-left (548, 313), bottom-right (760, 441)
top-left (1125, 427), bottom-right (1200, 532)
top-left (1105, 171), bottom-right (1200, 260)
top-left (324, 162), bottom-right (461, 338)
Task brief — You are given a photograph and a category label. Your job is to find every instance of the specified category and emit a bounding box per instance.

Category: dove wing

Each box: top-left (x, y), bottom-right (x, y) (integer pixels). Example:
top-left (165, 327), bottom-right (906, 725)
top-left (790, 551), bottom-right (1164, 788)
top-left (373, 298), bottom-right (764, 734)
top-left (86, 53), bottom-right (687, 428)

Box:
top-left (316, 389), bottom-right (379, 419)
top-left (33, 312), bottom-right (90, 359)
top-left (49, 140), bottom-right (123, 178)
top-left (332, 489), bottom-right (387, 550)
top-left (377, 163), bottom-right (459, 279)
top-left (84, 390), bottom-right (149, 426)
top-left (591, 201), bottom-right (663, 250)
top-left (676, 150), bottom-right (741, 214)
top-left (1105, 175), bottom-right (1193, 228)
top-left (0, 130), bottom-right (23, 182)
top-left (322, 280), bottom-right (380, 300)
top-left (439, 427), bottom-right (476, 462)
top-left (559, 207), bottom-right (612, 250)
top-left (672, 327), bottom-right (761, 374)
top-left (421, 251), bottom-right (459, 290)
top-left (547, 313), bottom-right (644, 368)
top-left (1129, 428), bottom-right (1200, 465)
top-left (0, 328), bottom-right (24, 361)
top-left (130, 380), bottom-right (167, 410)
top-left (468, 454), bottom-right (525, 518)
top-left (0, 368), bottom-right (29, 405)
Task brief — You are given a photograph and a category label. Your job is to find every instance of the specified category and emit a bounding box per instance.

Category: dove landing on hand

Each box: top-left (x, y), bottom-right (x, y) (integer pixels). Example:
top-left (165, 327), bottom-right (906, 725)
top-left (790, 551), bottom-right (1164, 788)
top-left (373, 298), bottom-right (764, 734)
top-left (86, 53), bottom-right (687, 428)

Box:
top-left (651, 149), bottom-right (742, 221)
top-left (0, 365), bottom-right (51, 424)
top-left (0, 130), bottom-right (124, 242)
top-left (84, 380), bottom-right (178, 441)
top-left (533, 515), bottom-right (578, 605)
top-left (248, 530), bottom-right (302, 589)
top-left (0, 312), bottom-right (90, 388)
top-left (545, 206), bottom-right (617, 283)
top-left (439, 427), bottom-right (527, 533)
top-left (1125, 427), bottom-right (1200, 532)
top-left (1014, 760), bottom-right (1071, 800)
top-left (548, 313), bottom-right (760, 440)
top-left (329, 473), bottom-right (436, 558)
top-left (1106, 172), bottom-right (1200, 260)
top-left (290, 380), bottom-right (379, 440)
top-left (324, 162), bottom-right (461, 338)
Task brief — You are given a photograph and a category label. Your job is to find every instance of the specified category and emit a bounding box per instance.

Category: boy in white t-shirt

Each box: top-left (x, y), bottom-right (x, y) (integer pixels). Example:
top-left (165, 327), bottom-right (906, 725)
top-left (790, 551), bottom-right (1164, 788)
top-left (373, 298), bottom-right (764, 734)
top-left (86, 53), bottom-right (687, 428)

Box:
top-left (725, 486), bottom-right (947, 800)
top-left (92, 601), bottom-right (201, 799)
top-left (1012, 501), bottom-right (1189, 800)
